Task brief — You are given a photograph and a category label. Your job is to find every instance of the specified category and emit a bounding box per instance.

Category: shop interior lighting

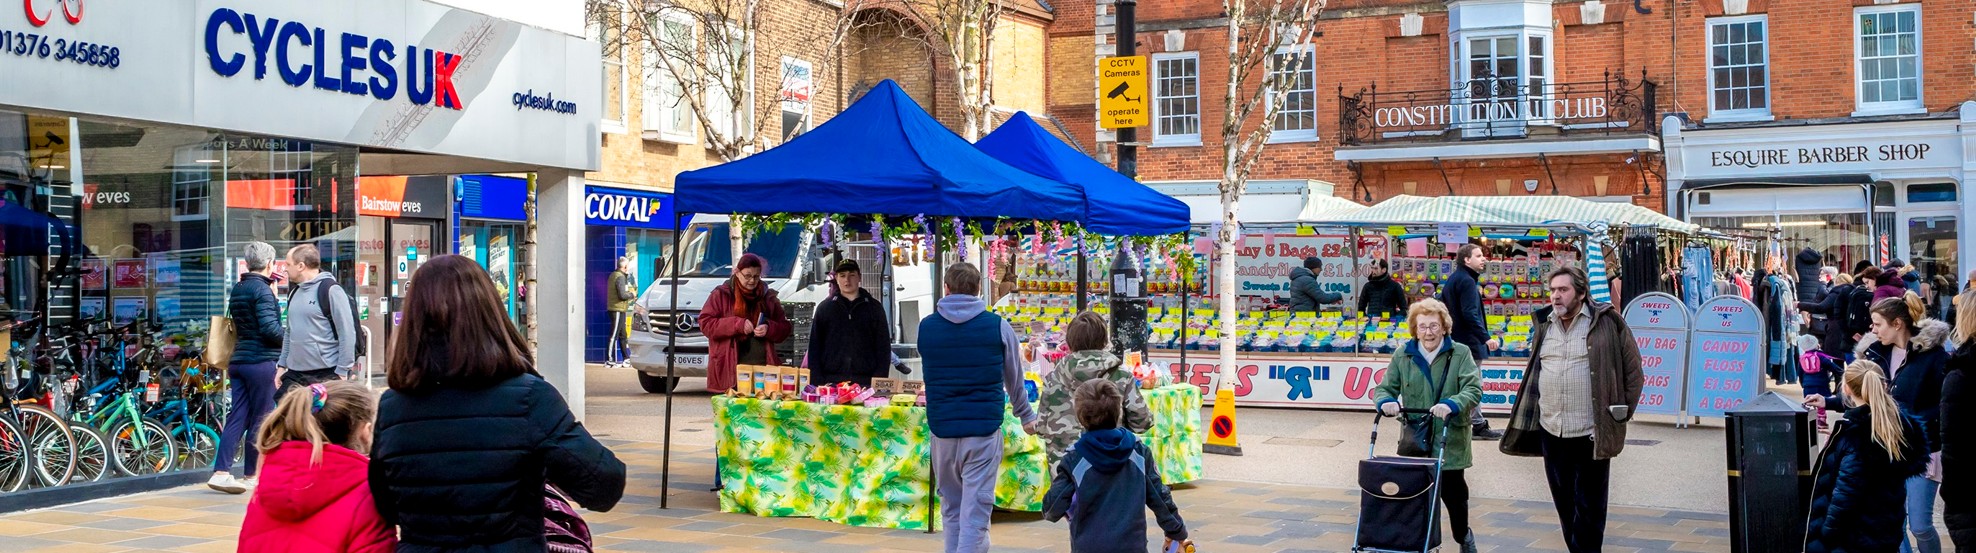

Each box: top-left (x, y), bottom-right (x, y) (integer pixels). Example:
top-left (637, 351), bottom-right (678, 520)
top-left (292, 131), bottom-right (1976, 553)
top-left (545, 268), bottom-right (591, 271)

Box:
top-left (1742, 221), bottom-right (1828, 228)
top-left (195, 158), bottom-right (220, 163)
top-left (40, 165), bottom-right (64, 169)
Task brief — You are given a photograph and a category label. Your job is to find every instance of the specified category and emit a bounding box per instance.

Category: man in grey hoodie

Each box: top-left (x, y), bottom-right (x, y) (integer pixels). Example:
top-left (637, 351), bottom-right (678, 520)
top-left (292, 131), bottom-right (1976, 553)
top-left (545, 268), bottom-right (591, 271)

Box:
top-left (277, 244), bottom-right (357, 398)
top-left (918, 262), bottom-right (1037, 553)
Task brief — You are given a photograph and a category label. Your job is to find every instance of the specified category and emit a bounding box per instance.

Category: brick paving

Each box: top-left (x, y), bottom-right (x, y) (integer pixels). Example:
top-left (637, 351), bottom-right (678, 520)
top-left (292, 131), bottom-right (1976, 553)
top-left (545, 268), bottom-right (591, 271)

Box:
top-left (0, 438), bottom-right (1731, 552)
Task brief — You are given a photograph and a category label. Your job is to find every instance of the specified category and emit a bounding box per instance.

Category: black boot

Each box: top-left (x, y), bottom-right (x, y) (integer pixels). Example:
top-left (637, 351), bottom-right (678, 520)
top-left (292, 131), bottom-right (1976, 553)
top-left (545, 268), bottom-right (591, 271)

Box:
top-left (1471, 419), bottom-right (1503, 441)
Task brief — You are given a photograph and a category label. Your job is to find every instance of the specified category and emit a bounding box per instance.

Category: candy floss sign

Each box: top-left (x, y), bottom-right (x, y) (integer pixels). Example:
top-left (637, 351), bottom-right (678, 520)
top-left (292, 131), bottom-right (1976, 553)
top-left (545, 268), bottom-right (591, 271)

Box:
top-left (1228, 233), bottom-right (1384, 308)
top-left (1684, 295), bottom-right (1764, 417)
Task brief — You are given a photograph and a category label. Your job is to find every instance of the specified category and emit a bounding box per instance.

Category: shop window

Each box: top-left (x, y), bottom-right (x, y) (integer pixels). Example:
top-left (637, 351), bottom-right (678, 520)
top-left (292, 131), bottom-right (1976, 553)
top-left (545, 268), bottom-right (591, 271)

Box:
top-left (1152, 52), bottom-right (1201, 146)
top-left (644, 11), bottom-right (697, 144)
top-left (1707, 16), bottom-right (1770, 121)
top-left (1906, 183), bottom-right (1956, 204)
top-left (1908, 215), bottom-right (1958, 295)
top-left (1855, 5), bottom-right (1922, 114)
top-left (1269, 44), bottom-right (1317, 142)
top-left (1692, 212), bottom-right (1872, 273)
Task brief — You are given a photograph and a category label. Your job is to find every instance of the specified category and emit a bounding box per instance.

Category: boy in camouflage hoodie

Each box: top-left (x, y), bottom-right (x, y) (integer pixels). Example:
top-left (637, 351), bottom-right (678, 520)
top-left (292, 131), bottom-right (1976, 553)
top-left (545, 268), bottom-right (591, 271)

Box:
top-left (1037, 312), bottom-right (1153, 466)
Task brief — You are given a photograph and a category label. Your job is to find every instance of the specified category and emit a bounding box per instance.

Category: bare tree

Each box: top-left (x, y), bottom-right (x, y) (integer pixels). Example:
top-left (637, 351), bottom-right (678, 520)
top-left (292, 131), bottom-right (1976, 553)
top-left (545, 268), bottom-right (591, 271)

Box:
top-left (1213, 0), bottom-right (1325, 390)
top-left (588, 0), bottom-right (870, 162)
top-left (890, 0), bottom-right (1004, 140)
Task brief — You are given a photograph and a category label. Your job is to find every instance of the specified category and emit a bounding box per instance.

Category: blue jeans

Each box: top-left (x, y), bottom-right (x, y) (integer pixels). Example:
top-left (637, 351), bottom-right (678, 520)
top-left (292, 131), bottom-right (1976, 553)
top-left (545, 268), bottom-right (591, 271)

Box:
top-left (215, 360), bottom-right (277, 475)
top-left (1903, 474), bottom-right (1941, 553)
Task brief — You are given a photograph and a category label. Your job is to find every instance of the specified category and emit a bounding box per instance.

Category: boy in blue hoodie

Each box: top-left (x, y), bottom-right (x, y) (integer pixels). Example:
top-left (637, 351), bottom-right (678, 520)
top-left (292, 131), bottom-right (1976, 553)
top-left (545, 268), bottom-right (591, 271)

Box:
top-left (1043, 379), bottom-right (1191, 553)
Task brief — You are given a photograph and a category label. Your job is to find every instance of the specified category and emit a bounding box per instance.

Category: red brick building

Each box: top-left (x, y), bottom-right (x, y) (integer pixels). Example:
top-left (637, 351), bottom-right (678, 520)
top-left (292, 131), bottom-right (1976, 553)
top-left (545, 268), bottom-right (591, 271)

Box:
top-left (1046, 0), bottom-right (1976, 283)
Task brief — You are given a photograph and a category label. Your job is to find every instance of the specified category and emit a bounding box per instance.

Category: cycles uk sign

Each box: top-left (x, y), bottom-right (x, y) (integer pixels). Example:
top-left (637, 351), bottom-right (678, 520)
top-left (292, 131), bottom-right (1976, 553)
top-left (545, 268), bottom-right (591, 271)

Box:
top-left (203, 8), bottom-right (467, 109)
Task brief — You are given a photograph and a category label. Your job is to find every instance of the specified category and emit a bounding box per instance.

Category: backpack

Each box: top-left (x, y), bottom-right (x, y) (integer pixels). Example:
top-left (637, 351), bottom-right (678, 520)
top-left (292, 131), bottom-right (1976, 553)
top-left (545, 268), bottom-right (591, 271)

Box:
top-left (316, 280), bottom-right (370, 359)
top-left (544, 484), bottom-right (594, 553)
top-left (1844, 285), bottom-right (1874, 335)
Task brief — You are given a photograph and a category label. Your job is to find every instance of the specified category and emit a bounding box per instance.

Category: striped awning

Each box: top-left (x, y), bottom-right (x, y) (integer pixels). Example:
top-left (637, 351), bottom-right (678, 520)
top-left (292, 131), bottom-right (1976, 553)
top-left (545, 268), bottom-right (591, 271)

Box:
top-left (1330, 195), bottom-right (1699, 234)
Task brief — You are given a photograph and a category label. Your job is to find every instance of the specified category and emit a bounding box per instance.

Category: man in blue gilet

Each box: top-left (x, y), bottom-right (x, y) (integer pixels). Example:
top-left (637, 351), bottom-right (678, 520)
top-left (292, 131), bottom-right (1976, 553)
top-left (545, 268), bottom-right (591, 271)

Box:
top-left (919, 262), bottom-right (1037, 553)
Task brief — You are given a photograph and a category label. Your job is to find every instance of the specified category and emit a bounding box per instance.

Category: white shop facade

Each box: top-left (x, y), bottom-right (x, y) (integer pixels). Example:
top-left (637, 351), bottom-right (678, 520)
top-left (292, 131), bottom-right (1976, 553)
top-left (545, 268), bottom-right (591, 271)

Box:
top-left (1662, 106), bottom-right (1976, 285)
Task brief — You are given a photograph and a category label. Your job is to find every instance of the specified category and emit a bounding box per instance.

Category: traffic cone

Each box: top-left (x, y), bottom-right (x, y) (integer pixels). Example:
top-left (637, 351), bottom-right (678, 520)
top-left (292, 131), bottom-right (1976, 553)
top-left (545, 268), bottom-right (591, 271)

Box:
top-left (1203, 388), bottom-right (1243, 456)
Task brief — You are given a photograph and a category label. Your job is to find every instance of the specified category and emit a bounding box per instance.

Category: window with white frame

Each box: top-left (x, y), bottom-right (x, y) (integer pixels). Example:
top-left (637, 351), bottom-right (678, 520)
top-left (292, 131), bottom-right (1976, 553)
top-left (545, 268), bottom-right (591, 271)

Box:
top-left (1269, 45), bottom-right (1316, 141)
top-left (644, 11), bottom-right (696, 143)
top-left (1151, 52), bottom-right (1200, 145)
top-left (587, 10), bottom-right (629, 133)
top-left (170, 146), bottom-right (212, 221)
top-left (1855, 5), bottom-right (1921, 113)
top-left (1456, 31), bottom-right (1552, 135)
top-left (779, 56), bottom-right (814, 143)
top-left (704, 25), bottom-right (753, 147)
top-left (1707, 16), bottom-right (1770, 120)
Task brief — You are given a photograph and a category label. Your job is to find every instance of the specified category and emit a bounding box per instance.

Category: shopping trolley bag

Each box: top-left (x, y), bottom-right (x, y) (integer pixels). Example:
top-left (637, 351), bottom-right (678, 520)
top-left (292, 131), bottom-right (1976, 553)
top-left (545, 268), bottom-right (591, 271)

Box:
top-left (1354, 409), bottom-right (1451, 553)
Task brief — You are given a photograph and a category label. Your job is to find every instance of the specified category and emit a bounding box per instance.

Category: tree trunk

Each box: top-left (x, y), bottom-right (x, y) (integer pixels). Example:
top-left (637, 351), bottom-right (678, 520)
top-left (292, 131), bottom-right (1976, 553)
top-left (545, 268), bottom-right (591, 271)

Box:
top-left (1214, 182), bottom-right (1242, 392)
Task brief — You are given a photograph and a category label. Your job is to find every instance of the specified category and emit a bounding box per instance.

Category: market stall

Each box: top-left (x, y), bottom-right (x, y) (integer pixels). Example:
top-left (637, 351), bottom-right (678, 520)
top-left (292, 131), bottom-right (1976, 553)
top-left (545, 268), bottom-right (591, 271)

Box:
top-left (713, 383), bottom-right (1201, 530)
top-left (1000, 195), bottom-right (1734, 415)
top-left (665, 79), bottom-right (1200, 524)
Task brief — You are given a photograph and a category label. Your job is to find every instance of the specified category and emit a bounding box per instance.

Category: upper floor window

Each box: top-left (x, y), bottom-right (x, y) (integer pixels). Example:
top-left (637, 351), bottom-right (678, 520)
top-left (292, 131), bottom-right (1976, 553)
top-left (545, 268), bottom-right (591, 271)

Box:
top-left (644, 11), bottom-right (697, 144)
top-left (1151, 52), bottom-right (1201, 146)
top-left (704, 23), bottom-right (753, 147)
top-left (1707, 16), bottom-right (1770, 121)
top-left (1269, 45), bottom-right (1317, 142)
top-left (1855, 5), bottom-right (1922, 115)
top-left (587, 10), bottom-right (629, 133)
top-left (1458, 32), bottom-right (1551, 137)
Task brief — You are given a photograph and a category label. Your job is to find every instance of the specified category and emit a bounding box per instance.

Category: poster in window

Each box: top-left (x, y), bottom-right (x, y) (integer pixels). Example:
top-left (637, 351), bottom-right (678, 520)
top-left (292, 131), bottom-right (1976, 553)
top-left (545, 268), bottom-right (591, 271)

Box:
top-left (153, 259), bottom-right (182, 286)
top-left (112, 297), bottom-right (148, 326)
top-left (80, 259), bottom-right (107, 290)
top-left (79, 298), bottom-right (106, 321)
top-left (155, 296), bottom-right (182, 320)
top-left (113, 259), bottom-right (149, 289)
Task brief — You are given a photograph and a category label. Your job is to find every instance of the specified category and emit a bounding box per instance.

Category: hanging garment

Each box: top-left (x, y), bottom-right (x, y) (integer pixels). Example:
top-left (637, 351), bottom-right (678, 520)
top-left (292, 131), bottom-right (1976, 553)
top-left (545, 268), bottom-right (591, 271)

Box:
top-left (1681, 246), bottom-right (1715, 313)
top-left (1619, 233), bottom-right (1662, 308)
top-left (1586, 240), bottom-right (1613, 305)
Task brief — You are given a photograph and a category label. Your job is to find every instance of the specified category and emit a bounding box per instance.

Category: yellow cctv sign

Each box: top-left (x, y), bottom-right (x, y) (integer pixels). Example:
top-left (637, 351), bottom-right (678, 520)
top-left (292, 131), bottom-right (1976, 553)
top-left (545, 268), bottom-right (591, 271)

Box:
top-left (1099, 55), bottom-right (1148, 129)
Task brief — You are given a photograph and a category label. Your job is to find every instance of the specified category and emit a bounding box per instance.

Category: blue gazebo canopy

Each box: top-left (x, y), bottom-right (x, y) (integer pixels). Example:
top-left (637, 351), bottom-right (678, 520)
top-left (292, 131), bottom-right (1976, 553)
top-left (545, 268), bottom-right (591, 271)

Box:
top-left (674, 80), bottom-right (1083, 223)
top-left (976, 112), bottom-right (1190, 236)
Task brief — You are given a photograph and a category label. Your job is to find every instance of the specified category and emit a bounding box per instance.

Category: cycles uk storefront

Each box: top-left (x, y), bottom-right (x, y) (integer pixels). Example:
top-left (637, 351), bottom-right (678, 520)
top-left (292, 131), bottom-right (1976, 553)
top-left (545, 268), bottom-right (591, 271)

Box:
top-left (0, 0), bottom-right (599, 508)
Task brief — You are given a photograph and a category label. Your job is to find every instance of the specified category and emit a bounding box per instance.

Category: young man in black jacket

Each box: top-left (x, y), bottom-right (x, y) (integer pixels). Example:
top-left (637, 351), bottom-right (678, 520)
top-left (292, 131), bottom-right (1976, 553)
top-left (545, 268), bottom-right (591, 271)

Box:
top-left (1441, 244), bottom-right (1502, 440)
top-left (1358, 258), bottom-right (1410, 319)
top-left (808, 259), bottom-right (892, 387)
top-left (1044, 379), bottom-right (1189, 553)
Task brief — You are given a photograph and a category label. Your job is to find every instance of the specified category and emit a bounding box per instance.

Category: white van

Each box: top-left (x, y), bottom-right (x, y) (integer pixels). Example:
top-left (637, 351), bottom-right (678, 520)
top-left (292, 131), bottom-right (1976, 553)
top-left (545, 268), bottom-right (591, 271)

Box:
top-left (626, 217), bottom-right (945, 392)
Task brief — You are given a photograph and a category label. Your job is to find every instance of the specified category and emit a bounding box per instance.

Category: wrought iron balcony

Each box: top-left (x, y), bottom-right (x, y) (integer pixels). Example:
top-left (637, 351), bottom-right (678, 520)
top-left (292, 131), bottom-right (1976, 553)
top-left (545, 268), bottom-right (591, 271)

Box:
top-left (1337, 70), bottom-right (1657, 146)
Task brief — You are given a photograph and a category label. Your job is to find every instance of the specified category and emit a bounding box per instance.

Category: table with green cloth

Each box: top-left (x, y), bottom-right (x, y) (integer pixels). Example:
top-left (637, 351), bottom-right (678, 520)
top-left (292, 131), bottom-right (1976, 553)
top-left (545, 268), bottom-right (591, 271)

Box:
top-left (713, 384), bottom-right (1203, 530)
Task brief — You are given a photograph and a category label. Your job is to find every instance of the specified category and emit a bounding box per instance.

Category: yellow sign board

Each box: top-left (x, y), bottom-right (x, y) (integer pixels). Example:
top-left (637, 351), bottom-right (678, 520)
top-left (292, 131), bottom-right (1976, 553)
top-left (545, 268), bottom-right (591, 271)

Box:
top-left (1098, 55), bottom-right (1149, 129)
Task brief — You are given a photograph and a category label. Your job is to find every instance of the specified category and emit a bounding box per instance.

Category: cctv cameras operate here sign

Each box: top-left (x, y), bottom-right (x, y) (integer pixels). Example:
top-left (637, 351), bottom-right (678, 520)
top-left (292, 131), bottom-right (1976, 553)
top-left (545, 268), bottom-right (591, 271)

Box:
top-left (1099, 55), bottom-right (1148, 129)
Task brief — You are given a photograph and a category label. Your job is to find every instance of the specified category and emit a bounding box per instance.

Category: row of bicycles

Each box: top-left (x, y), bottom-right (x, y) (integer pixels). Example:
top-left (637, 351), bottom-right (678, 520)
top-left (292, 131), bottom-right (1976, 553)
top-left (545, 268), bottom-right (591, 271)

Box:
top-left (1, 311), bottom-right (225, 491)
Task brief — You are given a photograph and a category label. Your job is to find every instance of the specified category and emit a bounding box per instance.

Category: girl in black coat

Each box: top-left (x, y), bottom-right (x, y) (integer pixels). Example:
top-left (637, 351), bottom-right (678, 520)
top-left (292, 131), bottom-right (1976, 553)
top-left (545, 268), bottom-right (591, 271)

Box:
top-left (1944, 289), bottom-right (1976, 551)
top-left (807, 259), bottom-right (893, 387)
top-left (370, 255), bottom-right (626, 553)
top-left (1807, 364), bottom-right (1928, 553)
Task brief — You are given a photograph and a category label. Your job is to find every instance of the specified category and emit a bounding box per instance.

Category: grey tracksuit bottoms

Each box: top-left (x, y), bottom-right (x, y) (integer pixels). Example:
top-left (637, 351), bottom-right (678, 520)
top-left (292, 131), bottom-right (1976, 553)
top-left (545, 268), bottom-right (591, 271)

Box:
top-left (932, 432), bottom-right (1003, 553)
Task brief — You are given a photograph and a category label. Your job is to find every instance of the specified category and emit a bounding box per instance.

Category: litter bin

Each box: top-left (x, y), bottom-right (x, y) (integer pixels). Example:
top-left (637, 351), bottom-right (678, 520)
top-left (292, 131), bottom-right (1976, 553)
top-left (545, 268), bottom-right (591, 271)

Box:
top-left (1724, 391), bottom-right (1815, 553)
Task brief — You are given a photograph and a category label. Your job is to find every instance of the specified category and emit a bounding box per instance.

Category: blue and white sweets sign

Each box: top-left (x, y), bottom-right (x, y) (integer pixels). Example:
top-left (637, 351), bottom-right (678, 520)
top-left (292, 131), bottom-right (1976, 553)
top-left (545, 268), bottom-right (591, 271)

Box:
top-left (1684, 295), bottom-right (1764, 418)
top-left (1623, 292), bottom-right (1690, 417)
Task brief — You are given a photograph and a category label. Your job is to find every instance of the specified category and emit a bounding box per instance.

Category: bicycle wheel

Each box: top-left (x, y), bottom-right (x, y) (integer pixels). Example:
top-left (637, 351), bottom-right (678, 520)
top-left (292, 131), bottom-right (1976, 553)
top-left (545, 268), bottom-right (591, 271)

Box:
top-left (66, 423), bottom-right (110, 484)
top-left (0, 416), bottom-right (30, 492)
top-left (108, 419), bottom-right (176, 476)
top-left (16, 406), bottom-right (76, 488)
top-left (168, 423), bottom-right (219, 471)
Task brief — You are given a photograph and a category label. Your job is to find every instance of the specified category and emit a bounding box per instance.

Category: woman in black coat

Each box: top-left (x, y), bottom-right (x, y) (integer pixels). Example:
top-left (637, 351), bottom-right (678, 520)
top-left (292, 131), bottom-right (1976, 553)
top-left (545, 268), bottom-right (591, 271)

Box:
top-left (807, 259), bottom-right (892, 387)
top-left (370, 255), bottom-right (626, 553)
top-left (1944, 289), bottom-right (1975, 551)
top-left (210, 242), bottom-right (285, 493)
top-left (1807, 365), bottom-right (1928, 553)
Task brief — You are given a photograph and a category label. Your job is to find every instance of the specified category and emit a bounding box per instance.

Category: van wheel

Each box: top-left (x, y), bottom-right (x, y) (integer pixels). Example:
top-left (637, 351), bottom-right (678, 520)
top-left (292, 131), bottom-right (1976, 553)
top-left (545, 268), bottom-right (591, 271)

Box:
top-left (637, 372), bottom-right (681, 393)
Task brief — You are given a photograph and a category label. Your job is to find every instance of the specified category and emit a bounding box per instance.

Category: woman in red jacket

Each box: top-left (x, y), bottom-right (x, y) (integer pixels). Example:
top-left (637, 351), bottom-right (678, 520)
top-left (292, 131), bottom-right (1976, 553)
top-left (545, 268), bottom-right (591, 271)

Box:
top-left (237, 381), bottom-right (394, 553)
top-left (699, 253), bottom-right (792, 392)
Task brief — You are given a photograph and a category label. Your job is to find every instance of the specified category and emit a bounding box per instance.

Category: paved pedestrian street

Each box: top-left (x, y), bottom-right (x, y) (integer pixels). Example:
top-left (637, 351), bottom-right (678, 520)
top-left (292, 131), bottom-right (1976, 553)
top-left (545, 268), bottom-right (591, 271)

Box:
top-left (0, 438), bottom-right (1731, 553)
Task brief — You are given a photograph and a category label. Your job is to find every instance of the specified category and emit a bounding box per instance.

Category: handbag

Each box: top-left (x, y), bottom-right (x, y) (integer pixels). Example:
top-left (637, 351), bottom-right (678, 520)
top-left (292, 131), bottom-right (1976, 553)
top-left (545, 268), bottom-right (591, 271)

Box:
top-left (204, 315), bottom-right (236, 370)
top-left (544, 484), bottom-right (594, 553)
top-left (1396, 351), bottom-right (1450, 458)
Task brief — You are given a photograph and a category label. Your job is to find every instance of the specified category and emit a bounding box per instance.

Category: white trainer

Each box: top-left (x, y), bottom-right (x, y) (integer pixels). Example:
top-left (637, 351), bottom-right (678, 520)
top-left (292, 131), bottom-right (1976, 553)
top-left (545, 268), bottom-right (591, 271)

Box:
top-left (207, 472), bottom-right (247, 495)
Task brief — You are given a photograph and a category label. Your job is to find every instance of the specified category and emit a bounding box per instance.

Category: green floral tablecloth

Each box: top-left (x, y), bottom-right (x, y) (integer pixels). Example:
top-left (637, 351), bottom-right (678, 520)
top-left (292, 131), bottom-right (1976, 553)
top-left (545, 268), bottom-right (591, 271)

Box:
top-left (714, 384), bottom-right (1203, 530)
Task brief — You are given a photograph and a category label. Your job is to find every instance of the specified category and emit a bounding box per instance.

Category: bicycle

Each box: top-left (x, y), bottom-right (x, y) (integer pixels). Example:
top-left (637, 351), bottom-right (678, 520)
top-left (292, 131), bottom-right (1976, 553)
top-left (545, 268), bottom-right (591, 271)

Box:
top-left (66, 321), bottom-right (176, 477)
top-left (149, 356), bottom-right (220, 471)
top-left (34, 320), bottom-right (113, 484)
top-left (0, 314), bottom-right (77, 490)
